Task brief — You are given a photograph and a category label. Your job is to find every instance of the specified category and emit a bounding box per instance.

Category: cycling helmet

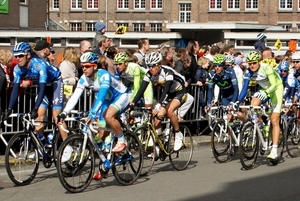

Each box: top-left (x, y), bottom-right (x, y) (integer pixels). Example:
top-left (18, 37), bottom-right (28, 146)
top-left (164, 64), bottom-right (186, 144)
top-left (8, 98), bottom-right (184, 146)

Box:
top-left (12, 42), bottom-right (32, 56)
top-left (292, 51), bottom-right (300, 60)
top-left (246, 51), bottom-right (261, 62)
top-left (225, 54), bottom-right (234, 64)
top-left (145, 52), bottom-right (162, 65)
top-left (80, 51), bottom-right (98, 63)
top-left (278, 61), bottom-right (290, 71)
top-left (114, 52), bottom-right (129, 64)
top-left (213, 54), bottom-right (225, 66)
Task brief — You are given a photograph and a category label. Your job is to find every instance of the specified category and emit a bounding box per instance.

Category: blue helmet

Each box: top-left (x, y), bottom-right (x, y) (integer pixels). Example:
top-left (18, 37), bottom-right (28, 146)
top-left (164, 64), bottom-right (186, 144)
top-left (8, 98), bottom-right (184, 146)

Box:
top-left (12, 42), bottom-right (32, 56)
top-left (80, 51), bottom-right (98, 63)
top-left (278, 61), bottom-right (290, 71)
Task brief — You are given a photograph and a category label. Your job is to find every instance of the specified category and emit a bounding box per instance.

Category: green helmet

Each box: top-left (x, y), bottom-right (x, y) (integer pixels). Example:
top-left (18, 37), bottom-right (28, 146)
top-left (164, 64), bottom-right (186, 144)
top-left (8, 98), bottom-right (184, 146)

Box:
top-left (246, 51), bottom-right (261, 62)
top-left (114, 52), bottom-right (129, 64)
top-left (213, 54), bottom-right (225, 65)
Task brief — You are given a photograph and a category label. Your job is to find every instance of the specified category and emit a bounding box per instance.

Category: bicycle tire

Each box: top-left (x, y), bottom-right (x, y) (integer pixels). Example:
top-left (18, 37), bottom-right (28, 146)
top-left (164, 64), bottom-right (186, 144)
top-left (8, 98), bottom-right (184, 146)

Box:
top-left (211, 119), bottom-right (232, 163)
top-left (239, 122), bottom-right (259, 170)
top-left (5, 132), bottom-right (39, 186)
top-left (112, 130), bottom-right (143, 185)
top-left (56, 134), bottom-right (94, 193)
top-left (134, 125), bottom-right (156, 176)
top-left (169, 124), bottom-right (193, 171)
top-left (285, 117), bottom-right (300, 158)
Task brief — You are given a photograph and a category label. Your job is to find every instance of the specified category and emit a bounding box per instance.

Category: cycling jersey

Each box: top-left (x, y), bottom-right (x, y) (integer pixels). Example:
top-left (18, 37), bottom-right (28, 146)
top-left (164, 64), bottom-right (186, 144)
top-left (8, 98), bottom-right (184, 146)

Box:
top-left (132, 65), bottom-right (186, 105)
top-left (238, 63), bottom-right (283, 113)
top-left (280, 72), bottom-right (298, 100)
top-left (207, 67), bottom-right (238, 106)
top-left (63, 69), bottom-right (129, 125)
top-left (9, 57), bottom-right (62, 110)
top-left (115, 62), bottom-right (153, 104)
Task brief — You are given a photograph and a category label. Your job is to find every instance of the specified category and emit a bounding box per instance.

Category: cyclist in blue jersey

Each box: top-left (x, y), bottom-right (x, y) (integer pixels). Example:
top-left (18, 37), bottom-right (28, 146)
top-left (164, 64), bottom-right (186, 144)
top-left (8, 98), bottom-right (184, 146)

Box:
top-left (237, 51), bottom-right (283, 161)
top-left (4, 42), bottom-right (65, 139)
top-left (58, 51), bottom-right (129, 152)
top-left (205, 54), bottom-right (239, 111)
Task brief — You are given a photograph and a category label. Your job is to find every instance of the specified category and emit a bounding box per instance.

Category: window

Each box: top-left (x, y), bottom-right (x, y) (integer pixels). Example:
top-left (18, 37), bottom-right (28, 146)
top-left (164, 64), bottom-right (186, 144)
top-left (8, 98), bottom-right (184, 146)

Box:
top-left (209, 0), bottom-right (222, 9)
top-left (117, 23), bottom-right (129, 27)
top-left (298, 0), bottom-right (300, 9)
top-left (71, 0), bottom-right (82, 9)
top-left (118, 0), bottom-right (129, 9)
top-left (133, 23), bottom-right (145, 31)
top-left (70, 23), bottom-right (82, 31)
top-left (179, 3), bottom-right (191, 23)
top-left (150, 23), bottom-right (162, 31)
top-left (135, 0), bottom-right (145, 9)
top-left (19, 0), bottom-right (26, 3)
top-left (53, 0), bottom-right (59, 9)
top-left (228, 0), bottom-right (240, 10)
top-left (279, 0), bottom-right (292, 9)
top-left (279, 24), bottom-right (292, 31)
top-left (297, 24), bottom-right (300, 31)
top-left (87, 0), bottom-right (98, 9)
top-left (151, 0), bottom-right (162, 9)
top-left (86, 23), bottom-right (95, 31)
top-left (245, 0), bottom-right (258, 9)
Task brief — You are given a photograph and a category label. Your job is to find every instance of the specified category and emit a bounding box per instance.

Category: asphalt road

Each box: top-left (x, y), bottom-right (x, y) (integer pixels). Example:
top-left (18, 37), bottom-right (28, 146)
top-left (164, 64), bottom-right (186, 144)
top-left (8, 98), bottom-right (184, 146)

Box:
top-left (1, 144), bottom-right (300, 201)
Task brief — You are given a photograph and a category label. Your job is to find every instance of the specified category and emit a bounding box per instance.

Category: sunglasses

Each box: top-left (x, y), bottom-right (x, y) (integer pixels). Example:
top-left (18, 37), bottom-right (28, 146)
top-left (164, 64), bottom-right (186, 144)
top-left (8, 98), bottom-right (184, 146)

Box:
top-left (248, 62), bottom-right (258, 66)
top-left (214, 65), bottom-right (224, 68)
top-left (281, 70), bottom-right (288, 73)
top-left (293, 61), bottom-right (300, 64)
top-left (148, 63), bottom-right (159, 68)
top-left (15, 55), bottom-right (25, 58)
top-left (81, 64), bottom-right (96, 69)
top-left (115, 63), bottom-right (124, 66)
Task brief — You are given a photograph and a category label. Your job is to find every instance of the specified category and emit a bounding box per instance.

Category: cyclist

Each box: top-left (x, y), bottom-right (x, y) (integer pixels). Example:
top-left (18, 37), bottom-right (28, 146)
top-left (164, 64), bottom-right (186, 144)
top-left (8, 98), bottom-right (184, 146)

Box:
top-left (57, 51), bottom-right (129, 155)
top-left (113, 52), bottom-right (153, 108)
top-left (4, 42), bottom-right (65, 140)
top-left (131, 52), bottom-right (187, 151)
top-left (205, 54), bottom-right (239, 112)
top-left (237, 51), bottom-right (283, 161)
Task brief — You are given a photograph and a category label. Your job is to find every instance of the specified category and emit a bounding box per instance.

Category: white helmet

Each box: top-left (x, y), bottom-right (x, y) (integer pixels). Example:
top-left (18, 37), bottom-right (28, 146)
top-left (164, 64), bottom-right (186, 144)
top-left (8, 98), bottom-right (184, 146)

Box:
top-left (145, 52), bottom-right (162, 66)
top-left (292, 51), bottom-right (300, 60)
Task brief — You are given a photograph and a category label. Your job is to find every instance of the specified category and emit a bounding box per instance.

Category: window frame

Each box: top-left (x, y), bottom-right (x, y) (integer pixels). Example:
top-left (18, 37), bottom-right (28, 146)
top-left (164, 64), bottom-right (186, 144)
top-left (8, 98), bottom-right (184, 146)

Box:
top-left (209, 0), bottom-right (222, 10)
top-left (179, 3), bottom-right (191, 23)
top-left (134, 0), bottom-right (146, 9)
top-left (278, 23), bottom-right (292, 31)
top-left (150, 0), bottom-right (162, 9)
top-left (245, 0), bottom-right (258, 10)
top-left (70, 22), bottom-right (82, 31)
top-left (133, 23), bottom-right (145, 31)
top-left (71, 0), bottom-right (82, 9)
top-left (117, 0), bottom-right (129, 9)
top-left (86, 22), bottom-right (96, 31)
top-left (87, 0), bottom-right (98, 9)
top-left (150, 23), bottom-right (162, 32)
top-left (279, 0), bottom-right (292, 10)
top-left (52, 0), bottom-right (59, 9)
top-left (227, 0), bottom-right (240, 11)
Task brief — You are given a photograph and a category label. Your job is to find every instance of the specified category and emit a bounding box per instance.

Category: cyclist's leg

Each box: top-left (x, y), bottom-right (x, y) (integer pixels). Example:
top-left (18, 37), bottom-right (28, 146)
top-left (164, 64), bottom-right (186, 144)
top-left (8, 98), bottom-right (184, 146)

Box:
top-left (143, 81), bottom-right (153, 109)
top-left (105, 93), bottom-right (129, 152)
top-left (35, 96), bottom-right (48, 135)
top-left (177, 93), bottom-right (194, 121)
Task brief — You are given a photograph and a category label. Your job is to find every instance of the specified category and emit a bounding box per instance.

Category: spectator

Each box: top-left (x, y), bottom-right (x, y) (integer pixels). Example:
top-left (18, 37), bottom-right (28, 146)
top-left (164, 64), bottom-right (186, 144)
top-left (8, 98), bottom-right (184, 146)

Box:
top-left (186, 40), bottom-right (200, 83)
top-left (174, 48), bottom-right (188, 72)
top-left (94, 35), bottom-right (110, 56)
top-left (0, 49), bottom-right (13, 111)
top-left (92, 21), bottom-right (106, 48)
top-left (78, 40), bottom-right (93, 77)
top-left (34, 40), bottom-right (52, 60)
top-left (159, 45), bottom-right (175, 67)
top-left (222, 43), bottom-right (234, 55)
top-left (254, 33), bottom-right (267, 53)
top-left (105, 46), bottom-right (119, 75)
top-left (208, 45), bottom-right (220, 62)
top-left (58, 47), bottom-right (80, 104)
top-left (47, 47), bottom-right (56, 65)
top-left (134, 38), bottom-right (150, 69)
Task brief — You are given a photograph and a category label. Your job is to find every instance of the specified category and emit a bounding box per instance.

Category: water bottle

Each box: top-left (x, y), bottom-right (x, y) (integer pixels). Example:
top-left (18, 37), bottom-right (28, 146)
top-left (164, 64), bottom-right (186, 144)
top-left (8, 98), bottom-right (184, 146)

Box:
top-left (37, 134), bottom-right (46, 145)
top-left (252, 113), bottom-right (258, 123)
top-left (262, 125), bottom-right (269, 138)
top-left (163, 128), bottom-right (170, 142)
top-left (47, 132), bottom-right (54, 148)
top-left (103, 135), bottom-right (112, 152)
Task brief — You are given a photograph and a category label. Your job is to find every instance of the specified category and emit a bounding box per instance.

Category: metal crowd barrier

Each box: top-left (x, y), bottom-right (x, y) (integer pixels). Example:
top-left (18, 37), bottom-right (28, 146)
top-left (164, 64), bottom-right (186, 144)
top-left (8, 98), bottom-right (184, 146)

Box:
top-left (0, 83), bottom-right (259, 148)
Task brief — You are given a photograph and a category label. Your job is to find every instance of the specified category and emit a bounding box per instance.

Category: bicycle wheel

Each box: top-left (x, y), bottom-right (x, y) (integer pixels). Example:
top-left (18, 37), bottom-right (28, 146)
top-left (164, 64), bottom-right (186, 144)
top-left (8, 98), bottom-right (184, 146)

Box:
top-left (134, 126), bottom-right (156, 176)
top-left (5, 132), bottom-right (39, 186)
top-left (285, 117), bottom-right (300, 158)
top-left (169, 124), bottom-right (193, 171)
top-left (56, 134), bottom-right (94, 193)
top-left (211, 119), bottom-right (232, 163)
top-left (239, 122), bottom-right (259, 170)
top-left (112, 131), bottom-right (143, 185)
